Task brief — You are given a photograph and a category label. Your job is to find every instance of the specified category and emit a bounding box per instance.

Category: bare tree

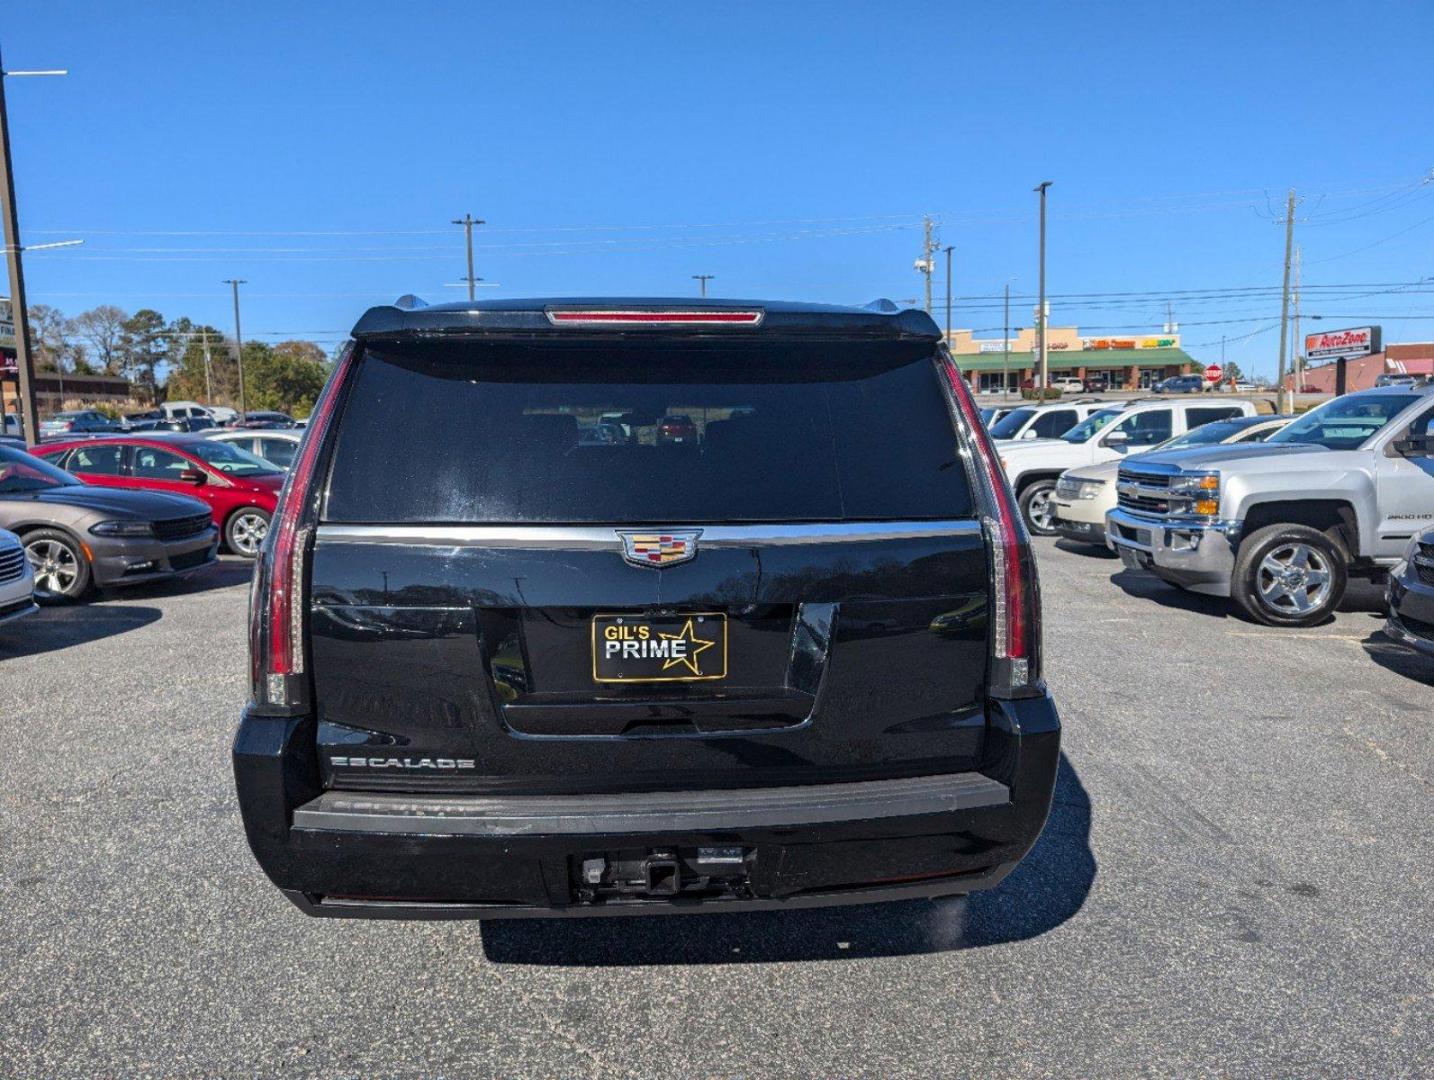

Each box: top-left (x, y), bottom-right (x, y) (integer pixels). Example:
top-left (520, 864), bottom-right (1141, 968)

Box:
top-left (71, 305), bottom-right (130, 376)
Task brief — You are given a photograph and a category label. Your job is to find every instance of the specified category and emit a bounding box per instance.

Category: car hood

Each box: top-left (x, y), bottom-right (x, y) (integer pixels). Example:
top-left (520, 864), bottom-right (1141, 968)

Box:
top-left (994, 437), bottom-right (1070, 453)
top-left (17, 485), bottom-right (211, 520)
top-left (228, 472), bottom-right (285, 492)
top-left (1062, 459), bottom-right (1122, 482)
top-left (1119, 442), bottom-right (1326, 472)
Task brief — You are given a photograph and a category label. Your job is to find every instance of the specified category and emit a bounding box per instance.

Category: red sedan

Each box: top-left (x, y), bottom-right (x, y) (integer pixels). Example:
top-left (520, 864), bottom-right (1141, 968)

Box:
top-left (36, 435), bottom-right (285, 558)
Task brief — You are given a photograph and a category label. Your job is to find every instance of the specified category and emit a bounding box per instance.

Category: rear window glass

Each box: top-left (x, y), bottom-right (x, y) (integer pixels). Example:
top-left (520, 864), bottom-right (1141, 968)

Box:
top-left (324, 340), bottom-right (974, 524)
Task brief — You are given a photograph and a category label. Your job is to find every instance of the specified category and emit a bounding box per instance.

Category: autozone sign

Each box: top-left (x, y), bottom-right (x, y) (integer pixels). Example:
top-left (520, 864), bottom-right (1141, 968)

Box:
top-left (1305, 326), bottom-right (1381, 361)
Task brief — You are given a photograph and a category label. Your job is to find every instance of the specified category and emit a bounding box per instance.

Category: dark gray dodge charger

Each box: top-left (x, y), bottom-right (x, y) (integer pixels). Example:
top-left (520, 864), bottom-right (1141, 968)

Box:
top-left (0, 444), bottom-right (219, 602)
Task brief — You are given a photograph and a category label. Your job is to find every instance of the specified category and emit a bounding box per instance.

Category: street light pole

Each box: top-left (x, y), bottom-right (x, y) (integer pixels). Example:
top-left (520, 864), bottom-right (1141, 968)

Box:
top-left (1034, 181), bottom-right (1052, 394)
top-left (452, 214), bottom-right (485, 302)
top-left (1003, 283), bottom-right (1011, 403)
top-left (692, 274), bottom-right (714, 298)
top-left (942, 246), bottom-right (953, 343)
top-left (0, 52), bottom-right (67, 446)
top-left (223, 279), bottom-right (247, 417)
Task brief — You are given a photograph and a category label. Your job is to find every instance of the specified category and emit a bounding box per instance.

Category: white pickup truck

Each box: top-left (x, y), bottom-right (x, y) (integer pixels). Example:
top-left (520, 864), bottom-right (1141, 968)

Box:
top-left (1107, 385), bottom-right (1434, 626)
top-left (997, 398), bottom-right (1260, 534)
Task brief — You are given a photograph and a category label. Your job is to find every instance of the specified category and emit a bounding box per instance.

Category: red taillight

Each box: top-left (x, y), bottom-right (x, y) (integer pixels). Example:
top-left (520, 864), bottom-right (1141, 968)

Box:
top-left (546, 309), bottom-right (763, 326)
top-left (256, 345), bottom-right (356, 706)
top-left (941, 361), bottom-right (1031, 675)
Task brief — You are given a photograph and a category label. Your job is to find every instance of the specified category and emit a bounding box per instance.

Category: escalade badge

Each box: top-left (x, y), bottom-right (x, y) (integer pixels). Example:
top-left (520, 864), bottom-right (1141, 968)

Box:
top-left (618, 530), bottom-right (702, 568)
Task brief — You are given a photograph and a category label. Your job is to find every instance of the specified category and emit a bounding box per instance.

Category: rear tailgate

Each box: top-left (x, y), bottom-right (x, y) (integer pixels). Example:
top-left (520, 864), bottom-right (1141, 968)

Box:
top-left (309, 335), bottom-right (991, 794)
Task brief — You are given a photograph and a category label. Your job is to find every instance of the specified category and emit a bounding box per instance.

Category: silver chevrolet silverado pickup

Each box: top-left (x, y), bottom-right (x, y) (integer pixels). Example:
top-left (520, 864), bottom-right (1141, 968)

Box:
top-left (1107, 384), bottom-right (1434, 626)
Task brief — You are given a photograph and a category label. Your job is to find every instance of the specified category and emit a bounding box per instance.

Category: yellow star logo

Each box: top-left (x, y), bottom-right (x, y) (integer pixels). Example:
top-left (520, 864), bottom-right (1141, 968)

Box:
top-left (658, 618), bottom-right (717, 676)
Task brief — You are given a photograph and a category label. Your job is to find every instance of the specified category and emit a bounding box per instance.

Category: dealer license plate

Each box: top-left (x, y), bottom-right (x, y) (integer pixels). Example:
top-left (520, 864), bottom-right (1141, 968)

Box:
top-left (591, 613), bottom-right (728, 683)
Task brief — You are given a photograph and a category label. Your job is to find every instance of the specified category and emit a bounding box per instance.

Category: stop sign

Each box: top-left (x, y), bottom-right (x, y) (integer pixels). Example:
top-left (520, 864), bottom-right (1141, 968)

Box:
top-left (1204, 364), bottom-right (1223, 382)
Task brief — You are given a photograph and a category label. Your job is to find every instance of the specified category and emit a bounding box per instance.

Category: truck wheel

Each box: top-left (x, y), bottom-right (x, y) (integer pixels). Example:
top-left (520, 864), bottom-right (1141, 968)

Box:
top-left (1018, 480), bottom-right (1059, 536)
top-left (1231, 523), bottom-right (1347, 627)
top-left (23, 528), bottom-right (93, 603)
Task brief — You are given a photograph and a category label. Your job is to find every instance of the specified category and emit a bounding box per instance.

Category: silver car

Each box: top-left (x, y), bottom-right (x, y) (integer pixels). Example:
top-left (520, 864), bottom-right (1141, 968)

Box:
top-left (0, 526), bottom-right (37, 625)
top-left (206, 428), bottom-right (302, 471)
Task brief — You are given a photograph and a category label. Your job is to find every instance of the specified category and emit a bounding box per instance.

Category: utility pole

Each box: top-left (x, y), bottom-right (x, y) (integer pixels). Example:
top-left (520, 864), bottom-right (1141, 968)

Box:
top-left (451, 213), bottom-right (485, 301)
top-left (1003, 283), bottom-right (1011, 402)
top-left (1276, 188), bottom-right (1296, 414)
top-left (692, 274), bottom-right (714, 298)
top-left (200, 328), bottom-right (214, 404)
top-left (918, 216), bottom-right (935, 314)
top-left (223, 279), bottom-right (247, 417)
top-left (1292, 243), bottom-right (1302, 396)
top-left (0, 51), bottom-right (68, 446)
top-left (942, 245), bottom-right (954, 343)
top-left (1034, 181), bottom-right (1052, 393)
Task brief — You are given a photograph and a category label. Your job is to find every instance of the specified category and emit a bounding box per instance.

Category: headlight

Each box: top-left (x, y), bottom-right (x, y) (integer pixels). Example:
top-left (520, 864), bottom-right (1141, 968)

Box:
top-left (1169, 471), bottom-right (1220, 517)
top-left (89, 520), bottom-right (155, 537)
top-left (1076, 479), bottom-right (1105, 500)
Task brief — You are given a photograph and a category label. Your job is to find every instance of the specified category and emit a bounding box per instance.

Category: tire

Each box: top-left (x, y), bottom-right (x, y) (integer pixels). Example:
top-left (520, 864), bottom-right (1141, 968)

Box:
top-left (23, 527), bottom-right (92, 603)
top-left (1231, 523), bottom-right (1347, 627)
top-left (1018, 480), bottom-right (1059, 537)
top-left (225, 507), bottom-right (271, 559)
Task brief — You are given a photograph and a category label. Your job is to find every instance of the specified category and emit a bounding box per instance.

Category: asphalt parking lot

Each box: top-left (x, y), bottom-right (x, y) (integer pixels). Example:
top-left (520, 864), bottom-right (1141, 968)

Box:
top-left (1, 542), bottom-right (1430, 1078)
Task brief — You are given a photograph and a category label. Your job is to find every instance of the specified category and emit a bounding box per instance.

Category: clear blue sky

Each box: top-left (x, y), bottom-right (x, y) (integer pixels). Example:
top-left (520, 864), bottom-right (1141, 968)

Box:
top-left (6, 0), bottom-right (1434, 379)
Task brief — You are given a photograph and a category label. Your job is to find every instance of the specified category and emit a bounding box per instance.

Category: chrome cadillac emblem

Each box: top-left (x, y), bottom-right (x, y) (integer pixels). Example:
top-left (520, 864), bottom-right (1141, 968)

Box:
top-left (618, 530), bottom-right (702, 568)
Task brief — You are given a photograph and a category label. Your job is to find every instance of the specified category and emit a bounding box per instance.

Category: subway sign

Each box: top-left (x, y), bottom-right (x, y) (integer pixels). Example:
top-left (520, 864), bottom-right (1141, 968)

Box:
top-left (1305, 326), bottom-right (1380, 361)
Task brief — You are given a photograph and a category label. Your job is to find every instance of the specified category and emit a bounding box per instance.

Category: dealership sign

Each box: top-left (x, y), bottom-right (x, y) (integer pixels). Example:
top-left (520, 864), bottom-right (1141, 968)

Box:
top-left (1305, 325), bottom-right (1380, 362)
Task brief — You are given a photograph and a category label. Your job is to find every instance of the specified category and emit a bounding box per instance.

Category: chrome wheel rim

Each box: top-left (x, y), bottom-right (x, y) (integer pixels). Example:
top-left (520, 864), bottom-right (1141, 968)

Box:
top-left (1256, 542), bottom-right (1333, 616)
top-left (1028, 489), bottom-right (1056, 532)
top-left (25, 538), bottom-right (80, 597)
top-left (230, 512), bottom-right (268, 556)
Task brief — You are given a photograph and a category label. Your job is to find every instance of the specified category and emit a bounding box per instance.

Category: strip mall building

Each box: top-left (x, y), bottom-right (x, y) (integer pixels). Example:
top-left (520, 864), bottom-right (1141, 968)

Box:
top-left (946, 326), bottom-right (1198, 391)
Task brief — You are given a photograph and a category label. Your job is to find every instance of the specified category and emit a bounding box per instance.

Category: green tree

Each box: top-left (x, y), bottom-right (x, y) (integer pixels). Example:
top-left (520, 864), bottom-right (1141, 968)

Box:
top-left (119, 308), bottom-right (169, 403)
top-left (243, 339), bottom-right (329, 417)
top-left (1222, 360), bottom-right (1246, 383)
top-left (165, 322), bottom-right (232, 405)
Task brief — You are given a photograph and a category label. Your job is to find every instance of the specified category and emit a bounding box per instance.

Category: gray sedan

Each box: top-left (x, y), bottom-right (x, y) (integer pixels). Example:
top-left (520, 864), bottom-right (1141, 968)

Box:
top-left (0, 445), bottom-right (219, 602)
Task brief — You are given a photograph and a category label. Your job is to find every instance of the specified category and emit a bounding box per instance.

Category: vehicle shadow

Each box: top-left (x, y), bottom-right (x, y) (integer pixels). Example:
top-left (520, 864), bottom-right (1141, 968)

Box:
top-left (1108, 568), bottom-right (1232, 618)
top-left (479, 753), bottom-right (1095, 966)
top-left (1362, 628), bottom-right (1434, 685)
top-left (0, 603), bottom-right (162, 660)
top-left (1053, 538), bottom-right (1117, 560)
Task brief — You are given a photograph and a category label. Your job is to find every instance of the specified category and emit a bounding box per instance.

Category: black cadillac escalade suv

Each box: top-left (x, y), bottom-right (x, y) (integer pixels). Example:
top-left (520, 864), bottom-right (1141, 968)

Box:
top-left (233, 298), bottom-right (1060, 919)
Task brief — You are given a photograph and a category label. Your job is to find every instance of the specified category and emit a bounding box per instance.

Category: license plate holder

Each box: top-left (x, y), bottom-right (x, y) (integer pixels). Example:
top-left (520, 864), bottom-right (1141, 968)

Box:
top-left (591, 613), bottom-right (728, 683)
top-left (1119, 546), bottom-right (1153, 571)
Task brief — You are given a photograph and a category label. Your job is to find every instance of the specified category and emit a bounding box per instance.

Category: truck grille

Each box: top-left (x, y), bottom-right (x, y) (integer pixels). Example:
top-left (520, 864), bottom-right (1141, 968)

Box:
top-left (0, 545), bottom-right (25, 584)
top-left (1116, 468), bottom-right (1181, 517)
top-left (153, 513), bottom-right (212, 542)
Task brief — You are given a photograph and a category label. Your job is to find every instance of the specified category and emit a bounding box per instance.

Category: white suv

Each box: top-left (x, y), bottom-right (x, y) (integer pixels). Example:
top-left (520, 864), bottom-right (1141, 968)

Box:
top-left (986, 399), bottom-right (1113, 444)
top-left (998, 399), bottom-right (1261, 534)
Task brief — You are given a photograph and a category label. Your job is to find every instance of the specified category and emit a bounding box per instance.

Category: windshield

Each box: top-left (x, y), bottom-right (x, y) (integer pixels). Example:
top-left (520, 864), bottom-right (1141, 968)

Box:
top-left (1266, 394), bottom-right (1416, 451)
top-left (1155, 421), bottom-right (1247, 451)
top-left (1061, 409), bottom-right (1123, 443)
top-left (0, 445), bottom-right (81, 493)
top-left (185, 440), bottom-right (284, 476)
top-left (988, 408), bottom-right (1036, 439)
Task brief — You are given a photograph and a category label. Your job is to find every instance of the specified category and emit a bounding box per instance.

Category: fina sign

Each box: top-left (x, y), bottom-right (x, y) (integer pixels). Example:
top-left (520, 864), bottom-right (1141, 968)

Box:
top-left (1305, 325), bottom-right (1380, 362)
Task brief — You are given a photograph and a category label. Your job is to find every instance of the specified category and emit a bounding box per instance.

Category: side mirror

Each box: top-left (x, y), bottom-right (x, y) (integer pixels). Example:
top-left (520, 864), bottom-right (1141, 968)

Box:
top-left (178, 468), bottom-right (208, 485)
top-left (1021, 429), bottom-right (1038, 440)
top-left (1104, 429), bottom-right (1130, 446)
top-left (1393, 436), bottom-right (1433, 458)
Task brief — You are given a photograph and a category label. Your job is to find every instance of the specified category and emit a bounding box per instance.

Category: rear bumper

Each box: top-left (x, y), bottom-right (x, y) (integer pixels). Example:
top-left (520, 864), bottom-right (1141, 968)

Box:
top-left (90, 527), bottom-right (220, 588)
top-left (233, 693), bottom-right (1061, 919)
top-left (1106, 507), bottom-right (1239, 597)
